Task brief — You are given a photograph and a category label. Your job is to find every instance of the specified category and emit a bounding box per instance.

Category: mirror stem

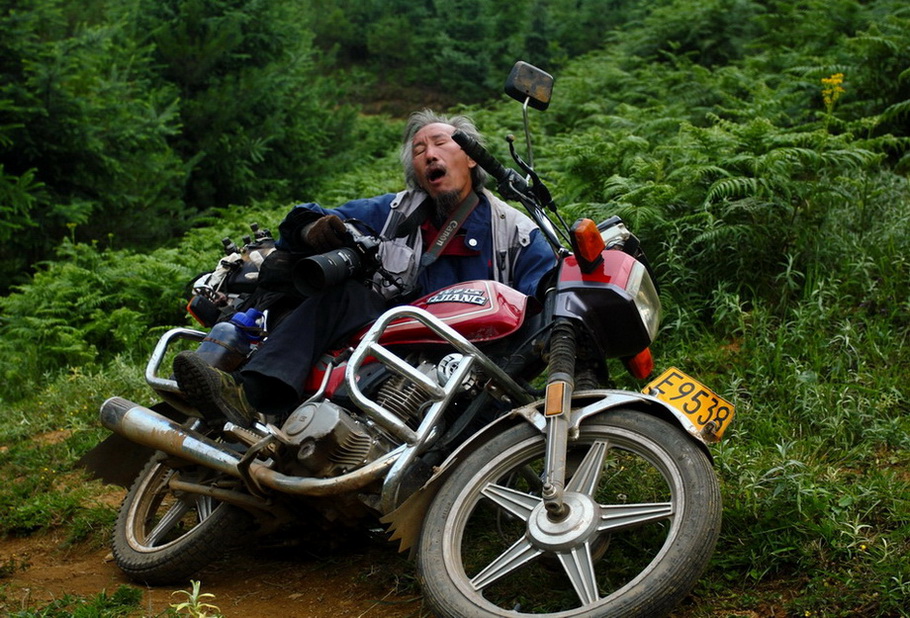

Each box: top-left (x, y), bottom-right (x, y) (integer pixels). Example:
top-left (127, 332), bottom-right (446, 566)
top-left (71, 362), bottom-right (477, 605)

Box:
top-left (522, 97), bottom-right (534, 170)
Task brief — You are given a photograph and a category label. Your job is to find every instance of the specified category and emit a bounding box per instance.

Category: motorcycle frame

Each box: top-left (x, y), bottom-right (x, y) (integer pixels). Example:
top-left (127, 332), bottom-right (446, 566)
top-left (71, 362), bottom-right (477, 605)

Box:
top-left (342, 304), bottom-right (537, 512)
top-left (98, 258), bottom-right (715, 557)
top-left (126, 62), bottom-right (712, 534)
top-left (135, 281), bottom-right (710, 491)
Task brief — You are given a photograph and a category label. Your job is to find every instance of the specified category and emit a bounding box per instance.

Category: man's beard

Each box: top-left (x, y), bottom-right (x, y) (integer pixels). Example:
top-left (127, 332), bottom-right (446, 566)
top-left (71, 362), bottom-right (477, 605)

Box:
top-left (434, 190), bottom-right (461, 219)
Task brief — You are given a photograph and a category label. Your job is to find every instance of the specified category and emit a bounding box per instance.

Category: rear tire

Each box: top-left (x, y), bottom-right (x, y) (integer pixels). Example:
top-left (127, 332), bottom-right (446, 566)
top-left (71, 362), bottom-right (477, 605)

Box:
top-left (112, 456), bottom-right (251, 585)
top-left (418, 409), bottom-right (721, 617)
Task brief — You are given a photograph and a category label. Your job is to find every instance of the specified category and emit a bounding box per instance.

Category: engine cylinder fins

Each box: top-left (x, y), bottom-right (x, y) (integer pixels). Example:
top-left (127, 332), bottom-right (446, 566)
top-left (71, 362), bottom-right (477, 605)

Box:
top-left (375, 374), bottom-right (431, 426)
top-left (329, 431), bottom-right (374, 467)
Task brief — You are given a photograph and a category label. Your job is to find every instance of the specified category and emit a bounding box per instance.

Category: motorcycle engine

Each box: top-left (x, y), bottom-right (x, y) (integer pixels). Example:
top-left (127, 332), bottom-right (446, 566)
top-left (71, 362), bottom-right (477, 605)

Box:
top-left (280, 357), bottom-right (474, 479)
top-left (372, 360), bottom-right (444, 428)
top-left (282, 400), bottom-right (396, 478)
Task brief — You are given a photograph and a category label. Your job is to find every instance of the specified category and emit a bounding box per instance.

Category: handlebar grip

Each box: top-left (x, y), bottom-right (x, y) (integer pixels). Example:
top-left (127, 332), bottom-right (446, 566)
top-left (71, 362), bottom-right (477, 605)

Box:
top-left (451, 130), bottom-right (509, 184)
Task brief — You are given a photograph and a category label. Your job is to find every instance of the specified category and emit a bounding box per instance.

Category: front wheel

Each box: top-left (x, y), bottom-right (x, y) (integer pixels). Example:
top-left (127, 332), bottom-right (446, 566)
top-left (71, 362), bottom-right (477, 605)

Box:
top-left (418, 409), bottom-right (721, 617)
top-left (112, 456), bottom-right (251, 585)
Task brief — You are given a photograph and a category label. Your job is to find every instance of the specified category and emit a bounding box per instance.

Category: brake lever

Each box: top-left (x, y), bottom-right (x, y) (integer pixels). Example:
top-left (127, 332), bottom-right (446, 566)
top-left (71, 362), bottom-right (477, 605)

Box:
top-left (507, 136), bottom-right (555, 212)
top-left (496, 168), bottom-right (532, 203)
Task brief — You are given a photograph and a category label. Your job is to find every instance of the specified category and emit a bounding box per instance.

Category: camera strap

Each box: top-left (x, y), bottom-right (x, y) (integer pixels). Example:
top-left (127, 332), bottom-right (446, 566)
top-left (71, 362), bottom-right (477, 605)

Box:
top-left (392, 196), bottom-right (434, 240)
top-left (419, 191), bottom-right (480, 270)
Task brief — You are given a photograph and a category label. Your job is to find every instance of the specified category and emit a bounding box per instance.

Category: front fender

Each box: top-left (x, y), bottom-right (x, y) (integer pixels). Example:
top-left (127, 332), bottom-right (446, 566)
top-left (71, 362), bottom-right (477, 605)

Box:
top-left (566, 389), bottom-right (714, 454)
top-left (381, 388), bottom-right (711, 554)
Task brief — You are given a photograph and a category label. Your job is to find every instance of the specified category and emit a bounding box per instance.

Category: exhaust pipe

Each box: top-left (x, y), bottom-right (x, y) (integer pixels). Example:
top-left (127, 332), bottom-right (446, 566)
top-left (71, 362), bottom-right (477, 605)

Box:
top-left (100, 397), bottom-right (399, 497)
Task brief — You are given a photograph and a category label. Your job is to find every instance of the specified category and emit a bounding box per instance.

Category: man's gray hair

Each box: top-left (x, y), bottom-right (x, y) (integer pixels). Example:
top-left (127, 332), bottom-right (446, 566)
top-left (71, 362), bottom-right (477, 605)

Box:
top-left (400, 109), bottom-right (489, 191)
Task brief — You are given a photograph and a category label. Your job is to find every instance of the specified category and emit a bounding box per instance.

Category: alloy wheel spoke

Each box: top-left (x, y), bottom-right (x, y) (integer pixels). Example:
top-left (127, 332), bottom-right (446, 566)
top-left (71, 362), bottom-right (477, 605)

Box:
top-left (470, 536), bottom-right (543, 591)
top-left (145, 500), bottom-right (190, 546)
top-left (597, 501), bottom-right (674, 533)
top-left (558, 544), bottom-right (599, 606)
top-left (195, 495), bottom-right (214, 520)
top-left (565, 439), bottom-right (609, 495)
top-left (481, 482), bottom-right (540, 522)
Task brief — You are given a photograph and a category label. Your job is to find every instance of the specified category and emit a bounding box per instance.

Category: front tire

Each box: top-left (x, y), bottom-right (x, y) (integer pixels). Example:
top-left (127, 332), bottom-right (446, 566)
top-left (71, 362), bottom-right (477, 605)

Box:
top-left (112, 456), bottom-right (251, 585)
top-left (418, 409), bottom-right (721, 617)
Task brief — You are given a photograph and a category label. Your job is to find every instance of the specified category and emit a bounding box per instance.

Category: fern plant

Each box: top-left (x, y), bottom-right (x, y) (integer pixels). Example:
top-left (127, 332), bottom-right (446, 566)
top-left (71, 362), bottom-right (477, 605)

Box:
top-left (0, 240), bottom-right (198, 402)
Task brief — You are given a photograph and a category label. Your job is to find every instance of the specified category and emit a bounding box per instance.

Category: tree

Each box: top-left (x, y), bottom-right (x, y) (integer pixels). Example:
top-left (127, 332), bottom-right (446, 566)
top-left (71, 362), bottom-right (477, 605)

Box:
top-left (136, 0), bottom-right (357, 209)
top-left (0, 0), bottom-right (186, 290)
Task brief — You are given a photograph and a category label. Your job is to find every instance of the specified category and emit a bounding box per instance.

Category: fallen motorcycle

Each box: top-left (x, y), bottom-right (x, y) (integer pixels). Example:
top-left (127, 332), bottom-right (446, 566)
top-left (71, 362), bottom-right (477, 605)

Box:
top-left (93, 62), bottom-right (734, 617)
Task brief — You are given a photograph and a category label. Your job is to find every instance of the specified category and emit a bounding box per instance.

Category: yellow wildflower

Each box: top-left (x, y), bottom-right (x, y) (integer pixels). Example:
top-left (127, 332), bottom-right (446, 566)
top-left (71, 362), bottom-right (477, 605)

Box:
top-left (821, 73), bottom-right (846, 114)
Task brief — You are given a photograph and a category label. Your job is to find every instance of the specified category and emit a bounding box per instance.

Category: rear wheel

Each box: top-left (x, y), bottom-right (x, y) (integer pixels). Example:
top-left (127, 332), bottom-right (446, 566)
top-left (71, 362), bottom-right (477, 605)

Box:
top-left (418, 409), bottom-right (721, 617)
top-left (112, 456), bottom-right (251, 585)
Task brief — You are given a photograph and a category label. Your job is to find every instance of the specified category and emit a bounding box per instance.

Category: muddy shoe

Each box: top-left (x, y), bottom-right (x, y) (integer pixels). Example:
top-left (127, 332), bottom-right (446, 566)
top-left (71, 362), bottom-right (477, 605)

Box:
top-left (173, 350), bottom-right (259, 427)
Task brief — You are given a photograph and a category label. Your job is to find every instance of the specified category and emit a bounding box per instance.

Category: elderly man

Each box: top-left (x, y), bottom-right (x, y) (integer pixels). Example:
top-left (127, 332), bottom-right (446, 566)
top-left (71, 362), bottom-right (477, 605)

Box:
top-left (174, 109), bottom-right (556, 426)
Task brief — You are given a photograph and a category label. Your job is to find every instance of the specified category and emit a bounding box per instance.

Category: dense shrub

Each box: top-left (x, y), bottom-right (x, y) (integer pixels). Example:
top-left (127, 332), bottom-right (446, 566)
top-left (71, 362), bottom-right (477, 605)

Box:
top-left (135, 0), bottom-right (359, 208)
top-left (0, 0), bottom-right (187, 289)
top-left (0, 0), bottom-right (363, 292)
top-left (0, 241), bottom-right (194, 401)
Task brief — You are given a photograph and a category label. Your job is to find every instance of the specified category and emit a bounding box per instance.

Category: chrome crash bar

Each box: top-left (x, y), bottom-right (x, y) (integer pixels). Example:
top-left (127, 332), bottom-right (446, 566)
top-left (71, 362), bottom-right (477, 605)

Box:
top-left (145, 327), bottom-right (206, 394)
top-left (345, 305), bottom-right (534, 511)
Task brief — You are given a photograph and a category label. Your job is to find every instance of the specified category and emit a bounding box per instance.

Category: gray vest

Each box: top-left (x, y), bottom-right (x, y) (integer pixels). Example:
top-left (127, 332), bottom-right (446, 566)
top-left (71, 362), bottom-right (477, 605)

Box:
top-left (374, 188), bottom-right (537, 298)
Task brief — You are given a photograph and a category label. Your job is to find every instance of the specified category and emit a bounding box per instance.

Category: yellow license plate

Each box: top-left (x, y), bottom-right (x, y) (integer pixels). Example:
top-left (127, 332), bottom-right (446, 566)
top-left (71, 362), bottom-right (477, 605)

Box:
top-left (643, 367), bottom-right (735, 442)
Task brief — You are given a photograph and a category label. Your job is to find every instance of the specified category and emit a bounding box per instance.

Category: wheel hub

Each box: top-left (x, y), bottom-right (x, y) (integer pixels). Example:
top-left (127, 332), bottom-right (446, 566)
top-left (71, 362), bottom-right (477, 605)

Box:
top-left (526, 492), bottom-right (600, 552)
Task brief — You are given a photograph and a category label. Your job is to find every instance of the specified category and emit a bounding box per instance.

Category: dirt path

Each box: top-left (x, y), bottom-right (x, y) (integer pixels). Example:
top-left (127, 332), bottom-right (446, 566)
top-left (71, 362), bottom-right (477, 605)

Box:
top-left (0, 485), bottom-right (791, 618)
top-left (1, 527), bottom-right (429, 617)
top-left (1, 528), bottom-right (798, 618)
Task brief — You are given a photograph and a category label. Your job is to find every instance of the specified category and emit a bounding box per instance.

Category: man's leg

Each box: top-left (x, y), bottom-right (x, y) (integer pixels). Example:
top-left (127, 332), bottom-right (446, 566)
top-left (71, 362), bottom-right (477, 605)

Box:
top-left (240, 281), bottom-right (387, 417)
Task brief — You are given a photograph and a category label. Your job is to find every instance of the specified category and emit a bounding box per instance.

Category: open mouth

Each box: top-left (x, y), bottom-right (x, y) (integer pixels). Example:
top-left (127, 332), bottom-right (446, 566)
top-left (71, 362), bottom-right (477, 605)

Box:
top-left (426, 166), bottom-right (447, 183)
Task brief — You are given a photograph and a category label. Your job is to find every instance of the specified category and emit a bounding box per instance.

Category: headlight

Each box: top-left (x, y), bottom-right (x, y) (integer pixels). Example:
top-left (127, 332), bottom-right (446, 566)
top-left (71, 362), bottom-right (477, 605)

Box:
top-left (626, 260), bottom-right (661, 342)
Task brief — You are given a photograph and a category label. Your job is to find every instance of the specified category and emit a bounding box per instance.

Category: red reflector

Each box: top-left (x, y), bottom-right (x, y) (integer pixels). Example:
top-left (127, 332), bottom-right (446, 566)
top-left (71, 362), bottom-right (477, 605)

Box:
top-left (571, 218), bottom-right (606, 264)
top-left (186, 297), bottom-right (213, 327)
top-left (186, 299), bottom-right (204, 325)
top-left (625, 348), bottom-right (654, 379)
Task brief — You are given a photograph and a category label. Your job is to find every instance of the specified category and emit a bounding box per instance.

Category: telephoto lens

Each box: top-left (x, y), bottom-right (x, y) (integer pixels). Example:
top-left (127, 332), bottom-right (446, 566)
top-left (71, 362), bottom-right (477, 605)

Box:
top-left (293, 247), bottom-right (362, 296)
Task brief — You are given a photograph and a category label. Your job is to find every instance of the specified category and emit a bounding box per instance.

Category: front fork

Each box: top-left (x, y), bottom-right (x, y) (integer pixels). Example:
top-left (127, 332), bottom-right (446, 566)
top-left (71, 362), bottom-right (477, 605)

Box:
top-left (542, 318), bottom-right (577, 519)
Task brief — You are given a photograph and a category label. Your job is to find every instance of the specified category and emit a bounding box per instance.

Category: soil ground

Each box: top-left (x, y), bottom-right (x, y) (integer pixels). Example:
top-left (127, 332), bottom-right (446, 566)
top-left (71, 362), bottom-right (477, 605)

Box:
top-left (0, 525), bottom-right (791, 618)
top-left (0, 500), bottom-right (430, 617)
top-left (0, 487), bottom-right (792, 618)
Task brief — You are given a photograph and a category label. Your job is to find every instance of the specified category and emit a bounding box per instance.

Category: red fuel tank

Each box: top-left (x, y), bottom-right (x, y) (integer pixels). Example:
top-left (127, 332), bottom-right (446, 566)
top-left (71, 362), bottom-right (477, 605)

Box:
top-left (377, 280), bottom-right (529, 345)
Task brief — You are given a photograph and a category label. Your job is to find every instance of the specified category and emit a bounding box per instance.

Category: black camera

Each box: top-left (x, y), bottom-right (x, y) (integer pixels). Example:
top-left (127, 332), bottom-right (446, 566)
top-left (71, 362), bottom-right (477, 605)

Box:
top-left (293, 234), bottom-right (381, 296)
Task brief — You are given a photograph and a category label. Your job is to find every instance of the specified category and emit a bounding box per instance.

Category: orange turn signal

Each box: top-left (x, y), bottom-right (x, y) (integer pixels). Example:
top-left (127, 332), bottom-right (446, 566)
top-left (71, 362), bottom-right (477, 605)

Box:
top-left (624, 347), bottom-right (654, 379)
top-left (571, 218), bottom-right (606, 264)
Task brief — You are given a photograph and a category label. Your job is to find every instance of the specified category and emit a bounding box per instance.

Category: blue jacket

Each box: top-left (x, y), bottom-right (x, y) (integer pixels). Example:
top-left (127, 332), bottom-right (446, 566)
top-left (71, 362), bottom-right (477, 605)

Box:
top-left (278, 191), bottom-right (556, 298)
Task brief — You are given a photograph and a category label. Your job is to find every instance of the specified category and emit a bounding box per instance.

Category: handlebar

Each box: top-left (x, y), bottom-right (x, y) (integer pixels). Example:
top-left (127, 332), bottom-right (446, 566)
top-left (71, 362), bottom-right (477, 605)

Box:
top-left (451, 130), bottom-right (567, 255)
top-left (451, 130), bottom-right (533, 201)
top-left (451, 130), bottom-right (511, 185)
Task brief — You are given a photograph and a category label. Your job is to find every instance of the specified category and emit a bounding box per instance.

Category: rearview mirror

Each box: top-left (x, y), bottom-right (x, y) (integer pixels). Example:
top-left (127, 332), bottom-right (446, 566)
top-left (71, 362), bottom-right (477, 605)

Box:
top-left (504, 61), bottom-right (554, 110)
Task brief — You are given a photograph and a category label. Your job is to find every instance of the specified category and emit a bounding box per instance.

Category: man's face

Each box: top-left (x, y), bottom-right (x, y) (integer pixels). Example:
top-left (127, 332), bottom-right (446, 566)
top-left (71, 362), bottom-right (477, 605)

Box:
top-left (411, 122), bottom-right (477, 206)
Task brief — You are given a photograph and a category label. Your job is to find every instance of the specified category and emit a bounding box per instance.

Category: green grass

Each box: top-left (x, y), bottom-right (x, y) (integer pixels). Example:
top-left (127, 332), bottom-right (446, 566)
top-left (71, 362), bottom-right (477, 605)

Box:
top-left (0, 358), bottom-right (149, 542)
top-left (659, 283), bottom-right (910, 617)
top-left (0, 585), bottom-right (142, 617)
